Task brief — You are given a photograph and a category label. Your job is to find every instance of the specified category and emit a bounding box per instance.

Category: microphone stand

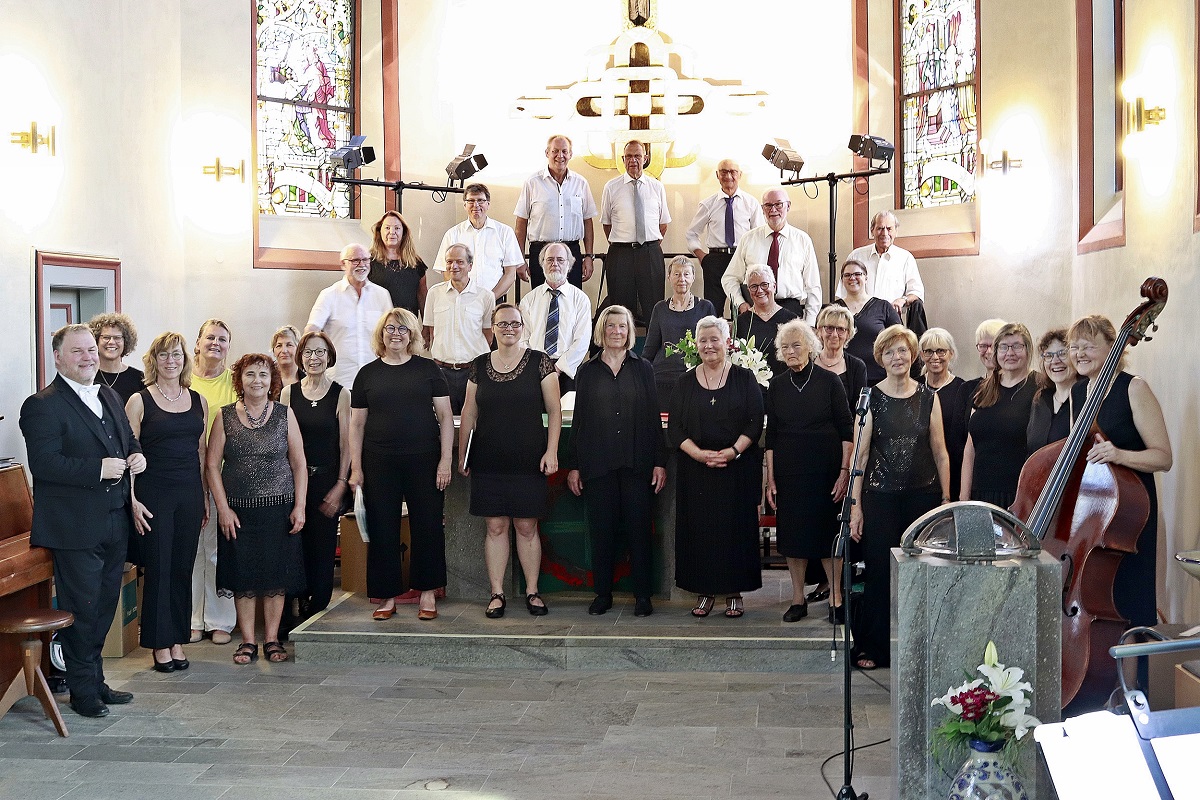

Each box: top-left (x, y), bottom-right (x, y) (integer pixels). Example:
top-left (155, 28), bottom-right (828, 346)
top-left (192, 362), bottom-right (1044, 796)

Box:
top-left (833, 386), bottom-right (872, 800)
top-left (330, 176), bottom-right (465, 213)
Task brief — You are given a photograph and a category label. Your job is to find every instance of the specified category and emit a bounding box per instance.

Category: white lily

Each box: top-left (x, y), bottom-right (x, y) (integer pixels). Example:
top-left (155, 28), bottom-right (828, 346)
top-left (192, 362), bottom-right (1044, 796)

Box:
top-left (930, 678), bottom-right (983, 714)
top-left (978, 662), bottom-right (1033, 702)
top-left (1000, 708), bottom-right (1041, 740)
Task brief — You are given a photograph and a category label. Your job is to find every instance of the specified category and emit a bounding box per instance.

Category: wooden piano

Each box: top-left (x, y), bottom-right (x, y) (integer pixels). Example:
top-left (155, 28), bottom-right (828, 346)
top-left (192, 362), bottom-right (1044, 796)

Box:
top-left (0, 463), bottom-right (55, 688)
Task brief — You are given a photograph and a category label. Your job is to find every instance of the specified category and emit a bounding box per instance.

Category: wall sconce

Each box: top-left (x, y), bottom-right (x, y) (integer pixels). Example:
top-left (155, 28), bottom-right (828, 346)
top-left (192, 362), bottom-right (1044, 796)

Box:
top-left (10, 122), bottom-right (56, 156)
top-left (986, 150), bottom-right (1023, 175)
top-left (202, 157), bottom-right (245, 182)
top-left (1126, 97), bottom-right (1167, 133)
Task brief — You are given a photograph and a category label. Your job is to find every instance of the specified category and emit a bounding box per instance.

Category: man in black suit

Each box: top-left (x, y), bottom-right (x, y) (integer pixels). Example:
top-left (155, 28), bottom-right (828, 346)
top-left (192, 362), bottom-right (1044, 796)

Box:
top-left (19, 324), bottom-right (146, 718)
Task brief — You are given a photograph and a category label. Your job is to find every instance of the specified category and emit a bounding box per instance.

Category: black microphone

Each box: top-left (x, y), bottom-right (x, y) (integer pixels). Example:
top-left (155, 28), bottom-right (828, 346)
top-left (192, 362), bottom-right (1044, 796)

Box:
top-left (855, 387), bottom-right (871, 418)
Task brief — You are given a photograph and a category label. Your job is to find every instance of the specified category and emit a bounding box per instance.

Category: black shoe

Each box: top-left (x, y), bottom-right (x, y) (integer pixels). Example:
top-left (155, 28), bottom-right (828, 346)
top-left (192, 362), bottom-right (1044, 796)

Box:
top-left (69, 696), bottom-right (109, 718)
top-left (805, 586), bottom-right (830, 603)
top-left (172, 659), bottom-right (190, 671)
top-left (99, 685), bottom-right (133, 705)
top-left (588, 595), bottom-right (613, 615)
top-left (634, 597), bottom-right (654, 617)
top-left (525, 593), bottom-right (548, 616)
top-left (782, 603), bottom-right (808, 623)
top-left (830, 605), bottom-right (845, 624)
top-left (151, 659), bottom-right (176, 674)
top-left (484, 593), bottom-right (506, 619)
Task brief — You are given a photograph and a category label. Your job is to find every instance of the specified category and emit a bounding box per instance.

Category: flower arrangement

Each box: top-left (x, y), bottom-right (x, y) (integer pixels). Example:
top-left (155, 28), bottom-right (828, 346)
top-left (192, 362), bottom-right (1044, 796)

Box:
top-left (931, 641), bottom-right (1041, 762)
top-left (665, 330), bottom-right (773, 387)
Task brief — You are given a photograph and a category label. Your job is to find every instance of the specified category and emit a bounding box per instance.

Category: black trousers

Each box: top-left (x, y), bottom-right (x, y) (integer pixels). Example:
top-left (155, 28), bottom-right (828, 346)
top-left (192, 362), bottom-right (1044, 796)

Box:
top-left (52, 508), bottom-right (129, 702)
top-left (556, 372), bottom-right (575, 396)
top-left (604, 242), bottom-right (664, 325)
top-left (440, 366), bottom-right (471, 415)
top-left (363, 449), bottom-right (446, 597)
top-left (777, 297), bottom-right (805, 320)
top-left (583, 467), bottom-right (654, 598)
top-left (528, 239), bottom-right (584, 289)
top-left (854, 489), bottom-right (939, 666)
top-left (299, 470), bottom-right (340, 615)
top-left (138, 482), bottom-right (204, 649)
top-left (700, 251), bottom-right (733, 318)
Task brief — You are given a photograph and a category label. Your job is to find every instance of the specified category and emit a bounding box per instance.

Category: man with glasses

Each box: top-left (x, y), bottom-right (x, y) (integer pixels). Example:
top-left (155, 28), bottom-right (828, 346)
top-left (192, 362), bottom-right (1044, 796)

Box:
top-left (600, 140), bottom-right (671, 325)
top-left (722, 188), bottom-right (821, 325)
top-left (305, 243), bottom-right (393, 389)
top-left (423, 243), bottom-right (496, 413)
top-left (518, 243), bottom-right (591, 394)
top-left (842, 210), bottom-right (924, 316)
top-left (434, 183), bottom-right (523, 301)
top-left (685, 159), bottom-right (763, 316)
top-left (514, 135), bottom-right (598, 290)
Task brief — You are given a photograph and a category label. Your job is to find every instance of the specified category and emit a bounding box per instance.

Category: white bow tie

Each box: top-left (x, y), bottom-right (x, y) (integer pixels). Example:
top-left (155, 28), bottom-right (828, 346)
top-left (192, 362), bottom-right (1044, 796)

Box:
top-left (79, 385), bottom-right (100, 398)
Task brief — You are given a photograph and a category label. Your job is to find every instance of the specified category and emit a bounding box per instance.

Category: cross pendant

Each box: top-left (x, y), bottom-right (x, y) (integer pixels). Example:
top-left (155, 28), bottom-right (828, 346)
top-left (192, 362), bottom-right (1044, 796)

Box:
top-left (710, 396), bottom-right (716, 406)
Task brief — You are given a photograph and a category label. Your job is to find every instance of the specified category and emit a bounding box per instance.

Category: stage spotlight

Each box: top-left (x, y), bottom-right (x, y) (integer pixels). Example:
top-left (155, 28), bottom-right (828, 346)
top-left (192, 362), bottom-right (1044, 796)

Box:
top-left (329, 135), bottom-right (376, 172)
top-left (762, 139), bottom-right (804, 179)
top-left (445, 144), bottom-right (489, 186)
top-left (848, 134), bottom-right (895, 166)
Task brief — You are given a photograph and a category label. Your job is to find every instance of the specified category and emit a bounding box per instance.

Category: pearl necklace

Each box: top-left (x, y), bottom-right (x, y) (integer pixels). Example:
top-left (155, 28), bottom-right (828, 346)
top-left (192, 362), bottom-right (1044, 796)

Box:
top-left (156, 382), bottom-right (184, 402)
top-left (668, 294), bottom-right (695, 312)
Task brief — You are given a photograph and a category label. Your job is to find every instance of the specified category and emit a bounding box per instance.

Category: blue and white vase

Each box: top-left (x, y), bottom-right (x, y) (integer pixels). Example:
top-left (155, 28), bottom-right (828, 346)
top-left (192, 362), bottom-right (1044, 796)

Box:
top-left (947, 738), bottom-right (1029, 800)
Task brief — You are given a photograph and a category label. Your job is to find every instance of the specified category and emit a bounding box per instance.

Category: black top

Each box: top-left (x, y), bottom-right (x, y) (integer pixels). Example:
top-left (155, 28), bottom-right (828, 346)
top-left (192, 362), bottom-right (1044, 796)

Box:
top-left (1071, 371), bottom-right (1148, 456)
top-left (98, 367), bottom-right (145, 404)
top-left (351, 357), bottom-right (448, 456)
top-left (736, 306), bottom-right (799, 377)
top-left (220, 402), bottom-right (294, 505)
top-left (290, 381), bottom-right (344, 469)
top-left (369, 258), bottom-right (426, 314)
top-left (836, 297), bottom-right (902, 384)
top-left (136, 388), bottom-right (204, 486)
top-left (642, 298), bottom-right (717, 377)
top-left (967, 377), bottom-right (1038, 495)
top-left (922, 375), bottom-right (969, 499)
top-left (566, 351), bottom-right (665, 480)
top-left (764, 362), bottom-right (852, 476)
top-left (469, 349), bottom-right (556, 474)
top-left (1027, 386), bottom-right (1074, 455)
top-left (829, 352), bottom-right (869, 416)
top-left (667, 363), bottom-right (764, 452)
top-left (865, 385), bottom-right (938, 493)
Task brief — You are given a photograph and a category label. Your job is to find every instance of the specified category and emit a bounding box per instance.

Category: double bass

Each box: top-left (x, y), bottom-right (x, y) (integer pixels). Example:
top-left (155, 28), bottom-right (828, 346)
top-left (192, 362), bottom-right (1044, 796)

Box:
top-left (1010, 277), bottom-right (1168, 709)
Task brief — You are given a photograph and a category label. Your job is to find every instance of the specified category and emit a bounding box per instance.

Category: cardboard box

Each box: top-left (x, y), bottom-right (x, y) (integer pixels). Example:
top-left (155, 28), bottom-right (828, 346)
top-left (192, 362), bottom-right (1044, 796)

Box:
top-left (338, 509), bottom-right (409, 596)
top-left (1176, 662), bottom-right (1200, 709)
top-left (102, 565), bottom-right (139, 658)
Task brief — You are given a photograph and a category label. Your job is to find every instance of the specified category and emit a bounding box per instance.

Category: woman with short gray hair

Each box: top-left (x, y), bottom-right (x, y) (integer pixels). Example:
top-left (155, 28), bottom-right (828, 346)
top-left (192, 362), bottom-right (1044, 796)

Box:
top-left (642, 256), bottom-right (716, 411)
top-left (736, 266), bottom-right (797, 378)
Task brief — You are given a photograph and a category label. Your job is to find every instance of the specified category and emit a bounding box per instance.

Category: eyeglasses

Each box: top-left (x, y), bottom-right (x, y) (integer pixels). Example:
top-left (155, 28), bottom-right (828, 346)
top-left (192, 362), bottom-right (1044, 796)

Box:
top-left (717, 169), bottom-right (740, 176)
top-left (494, 321), bottom-right (524, 331)
top-left (820, 325), bottom-right (849, 335)
top-left (1068, 343), bottom-right (1102, 355)
top-left (842, 271), bottom-right (866, 280)
top-left (975, 342), bottom-right (994, 352)
top-left (1041, 350), bottom-right (1068, 362)
top-left (156, 351), bottom-right (184, 362)
top-left (342, 258), bottom-right (371, 265)
top-left (301, 348), bottom-right (328, 358)
top-left (99, 334), bottom-right (124, 342)
top-left (383, 325), bottom-right (410, 335)
top-left (747, 282), bottom-right (773, 294)
top-left (922, 348), bottom-right (950, 358)
top-left (464, 198), bottom-right (489, 206)
top-left (761, 201), bottom-right (788, 211)
top-left (996, 343), bottom-right (1026, 354)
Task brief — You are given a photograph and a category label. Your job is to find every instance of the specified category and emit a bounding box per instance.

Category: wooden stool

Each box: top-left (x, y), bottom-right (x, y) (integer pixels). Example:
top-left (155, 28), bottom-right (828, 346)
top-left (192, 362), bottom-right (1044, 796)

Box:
top-left (0, 608), bottom-right (74, 737)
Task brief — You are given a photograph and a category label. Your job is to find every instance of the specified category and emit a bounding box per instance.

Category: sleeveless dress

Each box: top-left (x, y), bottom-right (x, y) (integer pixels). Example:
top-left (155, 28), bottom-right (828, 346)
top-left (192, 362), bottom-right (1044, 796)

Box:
top-left (967, 378), bottom-right (1037, 507)
top-left (215, 403), bottom-right (305, 597)
top-left (289, 381), bottom-right (344, 614)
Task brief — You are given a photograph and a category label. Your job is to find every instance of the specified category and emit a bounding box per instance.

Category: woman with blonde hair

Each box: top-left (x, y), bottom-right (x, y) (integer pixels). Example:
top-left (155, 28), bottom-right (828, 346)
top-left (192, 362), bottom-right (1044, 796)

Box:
top-left (369, 211), bottom-right (428, 314)
top-left (271, 324), bottom-right (303, 388)
top-left (918, 327), bottom-right (969, 499)
top-left (814, 305), bottom-right (868, 416)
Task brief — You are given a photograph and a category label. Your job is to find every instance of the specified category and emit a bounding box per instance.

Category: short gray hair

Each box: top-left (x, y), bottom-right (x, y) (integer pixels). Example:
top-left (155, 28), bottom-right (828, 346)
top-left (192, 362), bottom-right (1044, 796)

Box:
top-left (695, 315), bottom-right (730, 340)
top-left (745, 265), bottom-right (774, 287)
top-left (539, 242), bottom-right (574, 271)
top-left (774, 319), bottom-right (819, 362)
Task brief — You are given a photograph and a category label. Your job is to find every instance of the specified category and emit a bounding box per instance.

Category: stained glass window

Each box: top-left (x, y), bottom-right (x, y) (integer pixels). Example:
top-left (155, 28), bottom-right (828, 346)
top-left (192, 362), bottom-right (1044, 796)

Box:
top-left (898, 0), bottom-right (979, 208)
top-left (256, 0), bottom-right (356, 218)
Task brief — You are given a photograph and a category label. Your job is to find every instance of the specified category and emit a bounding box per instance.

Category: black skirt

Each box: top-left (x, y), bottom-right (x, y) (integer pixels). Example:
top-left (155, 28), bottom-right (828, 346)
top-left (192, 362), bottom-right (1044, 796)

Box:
top-left (216, 503), bottom-right (306, 598)
top-left (469, 471), bottom-right (549, 519)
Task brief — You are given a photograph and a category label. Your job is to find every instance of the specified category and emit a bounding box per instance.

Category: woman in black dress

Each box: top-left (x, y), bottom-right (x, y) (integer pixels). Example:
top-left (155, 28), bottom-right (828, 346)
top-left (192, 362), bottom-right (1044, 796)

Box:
top-left (642, 256), bottom-right (716, 411)
top-left (567, 305), bottom-right (667, 617)
top-left (960, 322), bottom-right (1038, 507)
top-left (834, 259), bottom-right (901, 385)
top-left (1068, 315), bottom-right (1171, 630)
top-left (918, 327), bottom-right (969, 500)
top-left (459, 304), bottom-right (562, 618)
top-left (271, 325), bottom-right (303, 388)
top-left (207, 354), bottom-right (307, 665)
top-left (668, 315), bottom-right (764, 619)
top-left (368, 211), bottom-right (428, 315)
top-left (126, 332), bottom-right (207, 672)
top-left (349, 308), bottom-right (453, 622)
top-left (736, 266), bottom-right (797, 378)
top-left (849, 325), bottom-right (950, 669)
top-left (765, 320), bottom-right (852, 623)
top-left (281, 331), bottom-right (351, 621)
top-left (90, 312), bottom-right (144, 403)
top-left (1026, 328), bottom-right (1076, 454)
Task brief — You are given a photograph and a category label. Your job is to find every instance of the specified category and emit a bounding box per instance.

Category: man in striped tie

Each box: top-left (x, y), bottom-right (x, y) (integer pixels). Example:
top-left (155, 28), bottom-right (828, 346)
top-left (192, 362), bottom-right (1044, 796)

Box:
top-left (519, 243), bottom-right (592, 395)
top-left (685, 159), bottom-right (763, 318)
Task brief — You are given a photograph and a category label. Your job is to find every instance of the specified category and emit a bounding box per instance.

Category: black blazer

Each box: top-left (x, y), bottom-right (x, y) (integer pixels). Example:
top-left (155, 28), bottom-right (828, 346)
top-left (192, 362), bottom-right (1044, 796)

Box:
top-left (19, 375), bottom-right (142, 550)
top-left (566, 351), bottom-right (665, 480)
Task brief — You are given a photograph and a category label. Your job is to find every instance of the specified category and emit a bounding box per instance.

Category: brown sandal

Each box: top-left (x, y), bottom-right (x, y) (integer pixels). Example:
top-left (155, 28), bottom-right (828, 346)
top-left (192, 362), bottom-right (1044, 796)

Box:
top-left (263, 641), bottom-right (288, 663)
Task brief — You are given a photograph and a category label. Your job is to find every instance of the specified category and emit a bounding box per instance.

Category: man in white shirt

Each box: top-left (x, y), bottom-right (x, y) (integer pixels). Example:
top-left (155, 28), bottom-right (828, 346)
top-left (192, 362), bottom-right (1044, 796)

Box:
top-left (721, 189), bottom-right (822, 325)
top-left (600, 140), bottom-right (671, 325)
top-left (841, 210), bottom-right (925, 315)
top-left (685, 159), bottom-right (763, 317)
top-left (519, 243), bottom-right (592, 395)
top-left (423, 243), bottom-right (496, 413)
top-left (514, 135), bottom-right (599, 290)
top-left (305, 243), bottom-right (393, 389)
top-left (434, 184), bottom-right (523, 301)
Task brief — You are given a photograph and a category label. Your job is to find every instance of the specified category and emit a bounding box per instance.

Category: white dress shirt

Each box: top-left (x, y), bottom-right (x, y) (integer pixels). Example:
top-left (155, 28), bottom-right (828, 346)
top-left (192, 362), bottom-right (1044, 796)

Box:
top-left (423, 278), bottom-right (496, 364)
top-left (434, 218), bottom-right (524, 293)
top-left (840, 243), bottom-right (925, 303)
top-left (684, 189), bottom-right (764, 251)
top-left (513, 167), bottom-right (598, 243)
top-left (600, 173), bottom-right (670, 243)
top-left (722, 224), bottom-right (822, 325)
top-left (307, 278), bottom-right (394, 388)
top-left (519, 282), bottom-right (592, 378)
top-left (60, 373), bottom-right (103, 417)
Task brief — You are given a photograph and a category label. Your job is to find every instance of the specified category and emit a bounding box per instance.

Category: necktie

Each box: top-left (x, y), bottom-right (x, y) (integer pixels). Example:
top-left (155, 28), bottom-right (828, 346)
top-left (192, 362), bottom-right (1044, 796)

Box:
top-left (545, 288), bottom-right (561, 357)
top-left (724, 196), bottom-right (735, 248)
top-left (767, 230), bottom-right (780, 280)
top-left (632, 179), bottom-right (647, 244)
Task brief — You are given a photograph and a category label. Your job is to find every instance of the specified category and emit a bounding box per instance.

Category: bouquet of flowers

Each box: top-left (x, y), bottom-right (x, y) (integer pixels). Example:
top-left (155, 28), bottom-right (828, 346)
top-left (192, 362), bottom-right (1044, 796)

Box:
top-left (930, 641), bottom-right (1041, 762)
top-left (665, 331), bottom-right (773, 387)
